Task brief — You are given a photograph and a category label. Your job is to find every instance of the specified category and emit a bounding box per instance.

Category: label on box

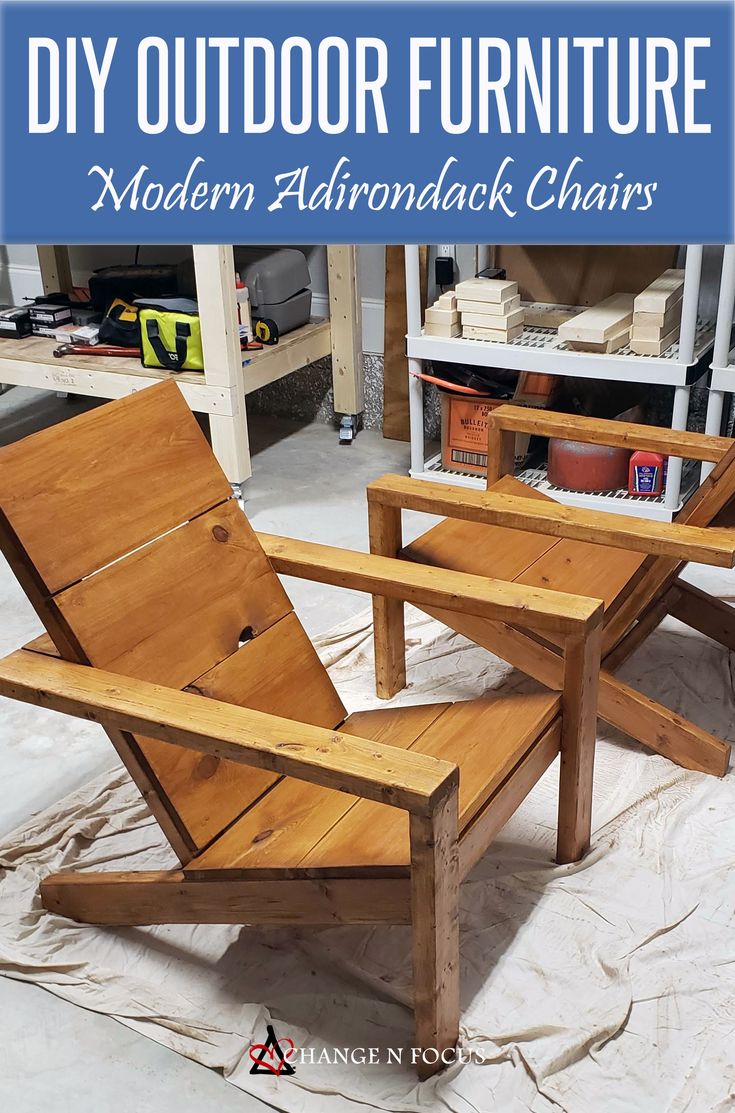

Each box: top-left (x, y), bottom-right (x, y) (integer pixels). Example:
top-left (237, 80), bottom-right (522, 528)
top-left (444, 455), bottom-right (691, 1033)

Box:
top-left (632, 464), bottom-right (660, 493)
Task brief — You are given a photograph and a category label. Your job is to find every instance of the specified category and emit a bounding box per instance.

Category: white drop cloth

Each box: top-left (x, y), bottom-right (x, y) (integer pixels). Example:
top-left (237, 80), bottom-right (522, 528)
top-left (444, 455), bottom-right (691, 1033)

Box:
top-left (1, 566), bottom-right (735, 1113)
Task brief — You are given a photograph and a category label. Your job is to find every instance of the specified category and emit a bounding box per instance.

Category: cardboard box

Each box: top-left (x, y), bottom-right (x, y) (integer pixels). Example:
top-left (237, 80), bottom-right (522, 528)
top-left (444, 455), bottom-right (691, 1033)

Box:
top-left (29, 303), bottom-right (72, 326)
top-left (440, 373), bottom-right (556, 477)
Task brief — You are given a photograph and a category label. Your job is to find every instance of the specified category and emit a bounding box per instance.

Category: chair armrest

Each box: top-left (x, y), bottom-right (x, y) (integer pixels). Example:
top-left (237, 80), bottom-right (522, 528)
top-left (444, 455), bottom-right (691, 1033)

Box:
top-left (257, 533), bottom-right (603, 635)
top-left (0, 650), bottom-right (456, 817)
top-left (367, 475), bottom-right (735, 568)
top-left (488, 404), bottom-right (731, 463)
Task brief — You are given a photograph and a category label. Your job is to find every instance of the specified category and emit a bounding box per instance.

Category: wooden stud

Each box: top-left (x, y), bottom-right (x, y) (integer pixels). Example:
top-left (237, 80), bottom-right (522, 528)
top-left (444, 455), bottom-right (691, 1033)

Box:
top-left (558, 294), bottom-right (635, 344)
top-left (41, 870), bottom-right (411, 926)
top-left (410, 789), bottom-right (460, 1078)
top-left (366, 500), bottom-right (406, 698)
top-left (327, 245), bottom-right (364, 416)
top-left (36, 245), bottom-right (73, 296)
top-left (557, 625), bottom-right (602, 863)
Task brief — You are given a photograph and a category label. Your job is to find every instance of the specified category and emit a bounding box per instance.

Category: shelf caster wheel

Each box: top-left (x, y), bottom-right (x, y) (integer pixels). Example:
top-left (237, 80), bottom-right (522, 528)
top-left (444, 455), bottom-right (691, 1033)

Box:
top-left (231, 482), bottom-right (244, 503)
top-left (338, 414), bottom-right (361, 445)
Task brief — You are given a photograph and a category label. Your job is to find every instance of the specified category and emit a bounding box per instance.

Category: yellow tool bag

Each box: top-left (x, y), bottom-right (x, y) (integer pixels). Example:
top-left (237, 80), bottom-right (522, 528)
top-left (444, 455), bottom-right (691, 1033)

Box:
top-left (136, 298), bottom-right (204, 373)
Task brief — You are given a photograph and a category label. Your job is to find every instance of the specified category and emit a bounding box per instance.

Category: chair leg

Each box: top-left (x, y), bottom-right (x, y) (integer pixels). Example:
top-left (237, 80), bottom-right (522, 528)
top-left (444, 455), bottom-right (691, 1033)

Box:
top-left (409, 792), bottom-right (460, 1079)
top-left (557, 625), bottom-right (602, 864)
top-left (368, 499), bottom-right (406, 698)
top-left (669, 580), bottom-right (735, 652)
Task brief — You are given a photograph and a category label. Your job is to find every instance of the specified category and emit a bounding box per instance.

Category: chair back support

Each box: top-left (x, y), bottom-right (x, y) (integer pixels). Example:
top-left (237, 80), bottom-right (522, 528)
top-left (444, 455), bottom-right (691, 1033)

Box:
top-left (0, 382), bottom-right (346, 858)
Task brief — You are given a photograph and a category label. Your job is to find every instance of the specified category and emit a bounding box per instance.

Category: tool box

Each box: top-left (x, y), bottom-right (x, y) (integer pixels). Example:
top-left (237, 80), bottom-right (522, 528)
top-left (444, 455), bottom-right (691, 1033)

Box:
top-left (0, 305), bottom-right (32, 339)
top-left (233, 247), bottom-right (312, 337)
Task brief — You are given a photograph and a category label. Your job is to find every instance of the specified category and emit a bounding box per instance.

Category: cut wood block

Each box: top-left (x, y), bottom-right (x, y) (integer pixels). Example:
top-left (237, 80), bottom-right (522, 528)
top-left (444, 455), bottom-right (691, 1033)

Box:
top-left (629, 326), bottom-right (680, 356)
top-left (425, 306), bottom-right (460, 326)
top-left (461, 307), bottom-right (525, 331)
top-left (424, 322), bottom-right (462, 338)
top-left (558, 294), bottom-right (635, 344)
top-left (632, 301), bottom-right (683, 334)
top-left (462, 323), bottom-right (524, 343)
top-left (523, 303), bottom-right (580, 329)
top-left (566, 326), bottom-right (631, 354)
top-left (436, 292), bottom-right (457, 309)
top-left (630, 319), bottom-right (682, 343)
top-left (633, 269), bottom-right (685, 315)
top-left (455, 277), bottom-right (518, 304)
top-left (456, 294), bottom-right (520, 316)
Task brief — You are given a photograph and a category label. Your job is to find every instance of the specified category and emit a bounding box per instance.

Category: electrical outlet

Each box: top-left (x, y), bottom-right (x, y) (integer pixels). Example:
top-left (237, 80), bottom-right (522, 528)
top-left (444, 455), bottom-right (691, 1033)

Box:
top-left (437, 244), bottom-right (455, 259)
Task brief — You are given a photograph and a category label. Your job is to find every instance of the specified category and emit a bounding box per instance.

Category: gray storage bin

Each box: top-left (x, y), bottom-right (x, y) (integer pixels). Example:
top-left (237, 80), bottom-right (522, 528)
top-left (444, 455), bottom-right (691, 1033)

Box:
top-left (233, 247), bottom-right (312, 336)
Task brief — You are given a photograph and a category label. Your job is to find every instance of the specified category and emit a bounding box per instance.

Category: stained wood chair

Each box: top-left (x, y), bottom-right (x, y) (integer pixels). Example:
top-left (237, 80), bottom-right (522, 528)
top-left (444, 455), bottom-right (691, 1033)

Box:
top-left (368, 404), bottom-right (735, 782)
top-left (0, 382), bottom-right (604, 1077)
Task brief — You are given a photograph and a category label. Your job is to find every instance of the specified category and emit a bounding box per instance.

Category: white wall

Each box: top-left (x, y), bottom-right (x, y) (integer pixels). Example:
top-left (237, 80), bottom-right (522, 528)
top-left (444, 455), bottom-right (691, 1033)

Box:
top-left (0, 243), bottom-right (387, 353)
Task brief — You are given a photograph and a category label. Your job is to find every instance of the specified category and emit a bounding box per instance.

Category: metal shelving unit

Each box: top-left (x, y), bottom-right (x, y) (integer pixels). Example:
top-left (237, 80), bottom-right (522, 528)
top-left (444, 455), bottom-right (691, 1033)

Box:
top-left (703, 244), bottom-right (735, 479)
top-left (0, 244), bottom-right (363, 492)
top-left (404, 244), bottom-right (716, 520)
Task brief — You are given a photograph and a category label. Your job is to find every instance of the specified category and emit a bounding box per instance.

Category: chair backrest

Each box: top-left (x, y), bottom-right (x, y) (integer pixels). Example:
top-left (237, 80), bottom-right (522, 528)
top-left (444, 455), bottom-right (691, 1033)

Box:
top-left (0, 382), bottom-right (346, 860)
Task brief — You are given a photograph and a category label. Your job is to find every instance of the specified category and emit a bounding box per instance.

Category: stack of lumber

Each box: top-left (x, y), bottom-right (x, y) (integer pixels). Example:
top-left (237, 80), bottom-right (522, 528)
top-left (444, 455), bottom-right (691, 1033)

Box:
top-left (455, 278), bottom-right (525, 342)
top-left (558, 294), bottom-right (635, 353)
top-left (629, 269), bottom-right (685, 356)
top-left (423, 291), bottom-right (461, 337)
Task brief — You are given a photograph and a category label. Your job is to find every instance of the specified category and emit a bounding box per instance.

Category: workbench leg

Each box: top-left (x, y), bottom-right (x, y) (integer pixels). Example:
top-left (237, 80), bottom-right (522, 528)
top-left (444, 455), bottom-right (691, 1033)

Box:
top-left (327, 246), bottom-right (364, 435)
top-left (36, 246), bottom-right (73, 296)
top-left (192, 244), bottom-right (251, 489)
top-left (664, 385), bottom-right (690, 513)
top-left (209, 409), bottom-right (251, 492)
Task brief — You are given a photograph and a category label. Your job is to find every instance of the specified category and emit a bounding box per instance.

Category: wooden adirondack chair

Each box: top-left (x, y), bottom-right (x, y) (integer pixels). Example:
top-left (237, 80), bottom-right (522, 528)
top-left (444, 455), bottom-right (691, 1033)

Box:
top-left (0, 381), bottom-right (604, 1077)
top-left (367, 404), bottom-right (735, 782)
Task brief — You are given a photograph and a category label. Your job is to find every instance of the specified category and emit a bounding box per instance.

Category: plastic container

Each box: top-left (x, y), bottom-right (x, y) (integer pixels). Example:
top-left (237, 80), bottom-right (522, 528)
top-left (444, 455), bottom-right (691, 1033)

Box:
top-left (628, 450), bottom-right (665, 496)
top-left (235, 272), bottom-right (252, 341)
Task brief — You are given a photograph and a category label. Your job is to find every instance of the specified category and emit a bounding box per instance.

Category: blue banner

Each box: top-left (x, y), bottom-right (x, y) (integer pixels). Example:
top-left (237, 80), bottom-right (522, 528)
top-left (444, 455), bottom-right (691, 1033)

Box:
top-left (1, 0), bottom-right (732, 243)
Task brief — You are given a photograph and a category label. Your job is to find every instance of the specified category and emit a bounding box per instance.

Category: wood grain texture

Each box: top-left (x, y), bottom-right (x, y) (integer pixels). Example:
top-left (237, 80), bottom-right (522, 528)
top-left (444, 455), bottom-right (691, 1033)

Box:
top-left (558, 294), bottom-right (635, 343)
top-left (40, 870), bottom-right (411, 925)
top-left (668, 581), bottom-right (735, 652)
top-left (57, 500), bottom-right (291, 687)
top-left (0, 380), bottom-right (231, 595)
top-left (459, 721), bottom-right (561, 876)
top-left (186, 703), bottom-right (447, 877)
top-left (484, 404), bottom-right (731, 464)
top-left (410, 790), bottom-right (460, 1078)
top-left (299, 692), bottom-right (559, 871)
top-left (261, 529), bottom-right (602, 634)
top-left (367, 500), bottom-right (406, 698)
top-left (190, 613), bottom-right (346, 729)
top-left (633, 268), bottom-right (685, 314)
top-left (557, 626), bottom-right (601, 863)
top-left (0, 651), bottom-right (458, 816)
top-left (370, 474), bottom-right (735, 567)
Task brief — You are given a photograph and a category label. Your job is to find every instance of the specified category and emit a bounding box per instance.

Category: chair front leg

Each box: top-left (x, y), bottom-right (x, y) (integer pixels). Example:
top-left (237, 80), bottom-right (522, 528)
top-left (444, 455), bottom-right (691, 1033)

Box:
top-left (368, 498), bottom-right (406, 698)
top-left (557, 624), bottom-right (603, 864)
top-left (409, 787), bottom-right (460, 1079)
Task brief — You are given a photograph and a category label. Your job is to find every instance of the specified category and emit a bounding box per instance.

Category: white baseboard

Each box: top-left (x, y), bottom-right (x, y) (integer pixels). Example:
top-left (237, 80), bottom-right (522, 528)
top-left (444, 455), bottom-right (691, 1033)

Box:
top-left (3, 265), bottom-right (385, 355)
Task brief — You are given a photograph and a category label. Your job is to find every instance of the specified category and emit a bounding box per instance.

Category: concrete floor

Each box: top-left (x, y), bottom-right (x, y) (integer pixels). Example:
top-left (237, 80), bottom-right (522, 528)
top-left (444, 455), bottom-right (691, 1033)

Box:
top-left (0, 386), bottom-right (432, 1113)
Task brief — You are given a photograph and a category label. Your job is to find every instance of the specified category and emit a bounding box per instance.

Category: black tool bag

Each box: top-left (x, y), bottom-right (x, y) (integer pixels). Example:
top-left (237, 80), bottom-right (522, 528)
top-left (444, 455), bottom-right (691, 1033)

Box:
top-left (97, 299), bottom-right (140, 348)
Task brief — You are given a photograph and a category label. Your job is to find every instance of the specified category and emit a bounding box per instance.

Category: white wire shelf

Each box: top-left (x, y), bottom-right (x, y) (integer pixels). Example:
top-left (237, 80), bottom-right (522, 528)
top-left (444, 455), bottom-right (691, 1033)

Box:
top-left (410, 454), bottom-right (700, 522)
top-left (709, 346), bottom-right (735, 390)
top-left (408, 317), bottom-right (715, 387)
